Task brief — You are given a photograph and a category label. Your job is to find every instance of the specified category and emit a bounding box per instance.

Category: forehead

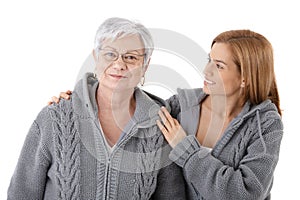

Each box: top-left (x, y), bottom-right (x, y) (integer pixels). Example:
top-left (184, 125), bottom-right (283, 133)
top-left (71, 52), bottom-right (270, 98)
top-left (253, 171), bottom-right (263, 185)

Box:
top-left (210, 42), bottom-right (232, 62)
top-left (102, 34), bottom-right (144, 53)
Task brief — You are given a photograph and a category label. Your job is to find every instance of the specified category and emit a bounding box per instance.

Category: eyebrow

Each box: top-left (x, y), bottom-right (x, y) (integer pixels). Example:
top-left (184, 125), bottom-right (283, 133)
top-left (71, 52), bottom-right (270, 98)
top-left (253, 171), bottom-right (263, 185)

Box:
top-left (214, 59), bottom-right (228, 65)
top-left (101, 46), bottom-right (142, 54)
top-left (209, 53), bottom-right (228, 65)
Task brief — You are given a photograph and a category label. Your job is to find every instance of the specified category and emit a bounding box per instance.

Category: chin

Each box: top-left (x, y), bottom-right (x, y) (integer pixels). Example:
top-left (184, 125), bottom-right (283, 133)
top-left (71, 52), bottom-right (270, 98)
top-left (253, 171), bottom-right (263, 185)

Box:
top-left (203, 86), bottom-right (211, 95)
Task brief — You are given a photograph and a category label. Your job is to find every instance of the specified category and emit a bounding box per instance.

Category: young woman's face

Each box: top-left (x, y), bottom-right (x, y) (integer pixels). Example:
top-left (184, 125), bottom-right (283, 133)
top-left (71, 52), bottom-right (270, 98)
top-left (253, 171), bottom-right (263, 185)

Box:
top-left (94, 34), bottom-right (146, 92)
top-left (203, 42), bottom-right (243, 98)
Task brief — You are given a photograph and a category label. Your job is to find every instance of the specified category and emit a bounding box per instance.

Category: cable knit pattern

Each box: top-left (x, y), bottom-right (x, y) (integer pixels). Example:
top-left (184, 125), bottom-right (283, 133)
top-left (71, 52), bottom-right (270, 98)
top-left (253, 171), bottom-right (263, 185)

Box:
top-left (133, 126), bottom-right (164, 199)
top-left (7, 73), bottom-right (186, 200)
top-left (48, 99), bottom-right (81, 200)
top-left (167, 88), bottom-right (283, 200)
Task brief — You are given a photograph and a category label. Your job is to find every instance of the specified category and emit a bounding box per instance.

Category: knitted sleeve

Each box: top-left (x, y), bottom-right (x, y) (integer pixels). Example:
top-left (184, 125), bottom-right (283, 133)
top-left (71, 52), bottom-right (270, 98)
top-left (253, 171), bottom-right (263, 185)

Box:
top-left (169, 116), bottom-right (283, 200)
top-left (7, 117), bottom-right (51, 199)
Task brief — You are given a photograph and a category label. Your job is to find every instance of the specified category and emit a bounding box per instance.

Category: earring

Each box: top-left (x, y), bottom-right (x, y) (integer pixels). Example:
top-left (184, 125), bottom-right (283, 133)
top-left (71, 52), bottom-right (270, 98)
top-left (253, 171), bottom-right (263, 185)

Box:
top-left (93, 73), bottom-right (97, 78)
top-left (140, 76), bottom-right (145, 86)
top-left (240, 82), bottom-right (245, 88)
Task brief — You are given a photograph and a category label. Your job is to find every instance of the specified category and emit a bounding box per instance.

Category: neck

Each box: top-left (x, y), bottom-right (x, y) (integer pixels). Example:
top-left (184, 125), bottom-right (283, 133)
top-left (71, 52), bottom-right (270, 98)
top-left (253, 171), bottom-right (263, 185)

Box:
top-left (96, 84), bottom-right (136, 116)
top-left (204, 95), bottom-right (244, 119)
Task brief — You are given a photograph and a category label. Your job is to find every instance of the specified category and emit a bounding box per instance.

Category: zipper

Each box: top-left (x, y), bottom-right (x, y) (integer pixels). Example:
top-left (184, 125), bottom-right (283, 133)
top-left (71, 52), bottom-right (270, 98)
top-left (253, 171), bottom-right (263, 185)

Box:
top-left (104, 157), bottom-right (111, 199)
top-left (95, 119), bottom-right (139, 199)
top-left (94, 119), bottom-right (112, 200)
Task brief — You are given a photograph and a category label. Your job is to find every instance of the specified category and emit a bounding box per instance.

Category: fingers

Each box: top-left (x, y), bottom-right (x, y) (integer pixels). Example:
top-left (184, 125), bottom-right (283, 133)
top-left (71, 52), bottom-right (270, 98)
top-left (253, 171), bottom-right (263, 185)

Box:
top-left (59, 91), bottom-right (70, 100)
top-left (158, 111), bottom-right (173, 133)
top-left (52, 96), bottom-right (60, 103)
top-left (156, 107), bottom-right (186, 148)
top-left (47, 90), bottom-right (72, 106)
top-left (156, 119), bottom-right (174, 145)
top-left (66, 90), bottom-right (72, 95)
top-left (158, 106), bottom-right (176, 132)
top-left (160, 107), bottom-right (175, 127)
top-left (157, 106), bottom-right (175, 138)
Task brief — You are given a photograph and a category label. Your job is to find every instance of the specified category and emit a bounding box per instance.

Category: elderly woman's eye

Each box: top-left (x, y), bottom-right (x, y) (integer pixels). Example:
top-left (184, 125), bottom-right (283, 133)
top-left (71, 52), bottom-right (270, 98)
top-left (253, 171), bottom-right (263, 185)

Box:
top-left (124, 54), bottom-right (138, 60)
top-left (105, 52), bottom-right (117, 58)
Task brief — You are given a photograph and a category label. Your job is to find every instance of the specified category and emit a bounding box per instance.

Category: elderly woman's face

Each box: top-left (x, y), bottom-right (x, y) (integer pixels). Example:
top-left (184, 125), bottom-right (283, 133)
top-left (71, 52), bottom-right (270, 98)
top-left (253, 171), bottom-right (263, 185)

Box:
top-left (94, 34), bottom-right (146, 92)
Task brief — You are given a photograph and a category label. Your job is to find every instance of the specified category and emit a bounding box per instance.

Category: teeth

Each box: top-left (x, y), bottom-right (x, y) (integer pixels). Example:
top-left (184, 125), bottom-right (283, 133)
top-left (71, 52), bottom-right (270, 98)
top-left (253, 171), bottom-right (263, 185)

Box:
top-left (205, 78), bottom-right (214, 84)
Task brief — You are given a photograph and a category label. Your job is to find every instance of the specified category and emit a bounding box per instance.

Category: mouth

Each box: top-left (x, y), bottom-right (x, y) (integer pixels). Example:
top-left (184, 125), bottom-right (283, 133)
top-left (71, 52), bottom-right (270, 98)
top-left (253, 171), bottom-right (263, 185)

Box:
top-left (109, 74), bottom-right (127, 79)
top-left (204, 78), bottom-right (216, 85)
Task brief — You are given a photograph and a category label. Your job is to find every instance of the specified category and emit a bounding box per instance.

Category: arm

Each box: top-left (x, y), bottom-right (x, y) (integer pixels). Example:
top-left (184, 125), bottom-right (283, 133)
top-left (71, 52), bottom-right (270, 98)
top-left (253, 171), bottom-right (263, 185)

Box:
top-left (7, 120), bottom-right (51, 199)
top-left (171, 132), bottom-right (282, 200)
top-left (157, 108), bottom-right (283, 200)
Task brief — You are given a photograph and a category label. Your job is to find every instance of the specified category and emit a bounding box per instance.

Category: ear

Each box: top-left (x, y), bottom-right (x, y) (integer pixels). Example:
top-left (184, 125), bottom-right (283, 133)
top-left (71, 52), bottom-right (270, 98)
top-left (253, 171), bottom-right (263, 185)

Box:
top-left (142, 57), bottom-right (151, 74)
top-left (240, 79), bottom-right (245, 88)
top-left (92, 49), bottom-right (97, 62)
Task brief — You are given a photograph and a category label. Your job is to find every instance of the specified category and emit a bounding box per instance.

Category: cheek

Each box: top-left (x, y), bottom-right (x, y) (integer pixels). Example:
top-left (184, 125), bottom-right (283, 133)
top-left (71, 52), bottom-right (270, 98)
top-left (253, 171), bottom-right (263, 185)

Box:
top-left (223, 77), bottom-right (242, 92)
top-left (128, 67), bottom-right (143, 78)
top-left (95, 63), bottom-right (108, 76)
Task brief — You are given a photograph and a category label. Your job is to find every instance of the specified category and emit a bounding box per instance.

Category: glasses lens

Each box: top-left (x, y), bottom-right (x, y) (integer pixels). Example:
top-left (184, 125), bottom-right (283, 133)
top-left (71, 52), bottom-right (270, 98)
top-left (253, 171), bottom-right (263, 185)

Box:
top-left (99, 49), bottom-right (145, 65)
top-left (101, 50), bottom-right (118, 61)
top-left (122, 53), bottom-right (142, 64)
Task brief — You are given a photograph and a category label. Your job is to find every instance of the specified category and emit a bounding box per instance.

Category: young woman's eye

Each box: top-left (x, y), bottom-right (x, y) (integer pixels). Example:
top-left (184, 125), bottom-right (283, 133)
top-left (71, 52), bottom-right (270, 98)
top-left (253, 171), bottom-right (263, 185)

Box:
top-left (216, 64), bottom-right (224, 69)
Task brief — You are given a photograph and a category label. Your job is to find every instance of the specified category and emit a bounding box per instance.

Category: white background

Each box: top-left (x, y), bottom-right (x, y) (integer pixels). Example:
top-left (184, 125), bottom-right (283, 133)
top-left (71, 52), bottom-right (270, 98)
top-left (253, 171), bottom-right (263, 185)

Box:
top-left (0, 0), bottom-right (298, 199)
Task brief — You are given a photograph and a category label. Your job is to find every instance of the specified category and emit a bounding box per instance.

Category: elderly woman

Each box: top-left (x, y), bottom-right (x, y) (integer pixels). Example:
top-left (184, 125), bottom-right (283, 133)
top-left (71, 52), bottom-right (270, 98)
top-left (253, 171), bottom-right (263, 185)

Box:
top-left (7, 18), bottom-right (186, 199)
top-left (157, 30), bottom-right (283, 200)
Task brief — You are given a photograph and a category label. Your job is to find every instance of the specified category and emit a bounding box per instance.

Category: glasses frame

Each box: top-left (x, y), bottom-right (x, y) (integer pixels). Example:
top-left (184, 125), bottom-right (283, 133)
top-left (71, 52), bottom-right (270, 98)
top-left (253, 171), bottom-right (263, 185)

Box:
top-left (98, 48), bottom-right (146, 66)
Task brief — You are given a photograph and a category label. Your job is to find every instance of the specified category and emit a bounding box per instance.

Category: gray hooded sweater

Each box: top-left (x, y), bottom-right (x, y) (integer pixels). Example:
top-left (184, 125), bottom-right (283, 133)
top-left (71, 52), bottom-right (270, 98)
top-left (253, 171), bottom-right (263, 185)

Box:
top-left (7, 73), bottom-right (186, 200)
top-left (167, 88), bottom-right (283, 200)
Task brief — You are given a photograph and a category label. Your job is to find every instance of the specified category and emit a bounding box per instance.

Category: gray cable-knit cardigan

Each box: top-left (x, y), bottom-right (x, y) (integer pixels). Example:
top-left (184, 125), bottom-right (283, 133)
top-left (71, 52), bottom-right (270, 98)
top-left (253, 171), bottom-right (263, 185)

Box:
top-left (167, 88), bottom-right (283, 200)
top-left (7, 73), bottom-right (186, 200)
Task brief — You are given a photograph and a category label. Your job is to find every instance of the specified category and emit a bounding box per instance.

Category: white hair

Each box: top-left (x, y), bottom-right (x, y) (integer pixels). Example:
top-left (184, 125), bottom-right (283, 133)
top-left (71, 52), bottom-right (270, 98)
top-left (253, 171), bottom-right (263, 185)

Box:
top-left (94, 17), bottom-right (154, 66)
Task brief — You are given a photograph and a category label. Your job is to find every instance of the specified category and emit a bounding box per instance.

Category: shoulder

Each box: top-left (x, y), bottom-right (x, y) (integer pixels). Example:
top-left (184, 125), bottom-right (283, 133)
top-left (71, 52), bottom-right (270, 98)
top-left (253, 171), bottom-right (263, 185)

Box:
top-left (47, 98), bottom-right (75, 122)
top-left (241, 101), bottom-right (283, 140)
top-left (166, 88), bottom-right (205, 114)
top-left (251, 100), bottom-right (283, 129)
top-left (31, 99), bottom-right (76, 132)
top-left (177, 88), bottom-right (205, 109)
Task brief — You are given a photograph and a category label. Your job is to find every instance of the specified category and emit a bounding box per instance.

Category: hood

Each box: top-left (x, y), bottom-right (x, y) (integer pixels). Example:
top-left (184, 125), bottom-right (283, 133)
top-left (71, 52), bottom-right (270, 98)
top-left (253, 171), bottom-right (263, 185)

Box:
top-left (176, 88), bottom-right (282, 154)
top-left (177, 88), bottom-right (206, 111)
top-left (236, 100), bottom-right (282, 154)
top-left (176, 87), bottom-right (280, 122)
top-left (72, 72), bottom-right (169, 128)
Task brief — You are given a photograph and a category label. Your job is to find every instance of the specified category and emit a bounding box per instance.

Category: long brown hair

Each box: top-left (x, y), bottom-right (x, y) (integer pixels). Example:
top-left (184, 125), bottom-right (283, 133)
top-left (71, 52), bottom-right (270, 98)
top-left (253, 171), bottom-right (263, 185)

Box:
top-left (212, 30), bottom-right (281, 115)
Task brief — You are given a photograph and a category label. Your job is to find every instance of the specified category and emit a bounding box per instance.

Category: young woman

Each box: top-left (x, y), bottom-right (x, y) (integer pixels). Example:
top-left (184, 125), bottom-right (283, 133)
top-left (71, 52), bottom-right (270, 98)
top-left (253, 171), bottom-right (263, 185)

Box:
top-left (157, 29), bottom-right (283, 200)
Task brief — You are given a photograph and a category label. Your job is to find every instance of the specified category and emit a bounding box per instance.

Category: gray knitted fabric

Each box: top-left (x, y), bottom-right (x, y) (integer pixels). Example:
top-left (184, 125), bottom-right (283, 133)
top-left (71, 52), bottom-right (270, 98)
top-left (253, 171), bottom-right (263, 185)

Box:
top-left (167, 88), bottom-right (283, 200)
top-left (7, 73), bottom-right (186, 200)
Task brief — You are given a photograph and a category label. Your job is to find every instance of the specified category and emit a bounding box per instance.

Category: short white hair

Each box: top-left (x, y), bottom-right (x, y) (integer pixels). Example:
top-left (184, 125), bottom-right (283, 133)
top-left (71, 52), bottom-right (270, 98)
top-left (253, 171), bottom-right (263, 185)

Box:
top-left (94, 17), bottom-right (154, 66)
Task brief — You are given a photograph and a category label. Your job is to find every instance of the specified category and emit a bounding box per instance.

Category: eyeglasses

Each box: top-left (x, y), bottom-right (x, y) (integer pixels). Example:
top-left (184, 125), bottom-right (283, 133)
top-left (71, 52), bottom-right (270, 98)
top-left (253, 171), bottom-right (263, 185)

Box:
top-left (98, 49), bottom-right (145, 65)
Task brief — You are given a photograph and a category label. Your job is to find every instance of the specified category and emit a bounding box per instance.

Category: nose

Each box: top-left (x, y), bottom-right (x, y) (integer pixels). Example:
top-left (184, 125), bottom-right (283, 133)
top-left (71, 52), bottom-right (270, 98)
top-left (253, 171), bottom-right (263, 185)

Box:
top-left (202, 62), bottom-right (214, 76)
top-left (111, 56), bottom-right (127, 70)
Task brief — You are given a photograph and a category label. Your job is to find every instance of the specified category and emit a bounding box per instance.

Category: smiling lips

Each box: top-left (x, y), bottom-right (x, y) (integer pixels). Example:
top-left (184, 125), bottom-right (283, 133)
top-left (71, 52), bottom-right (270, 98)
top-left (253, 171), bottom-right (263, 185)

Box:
top-left (204, 78), bottom-right (215, 85)
top-left (109, 74), bottom-right (127, 79)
